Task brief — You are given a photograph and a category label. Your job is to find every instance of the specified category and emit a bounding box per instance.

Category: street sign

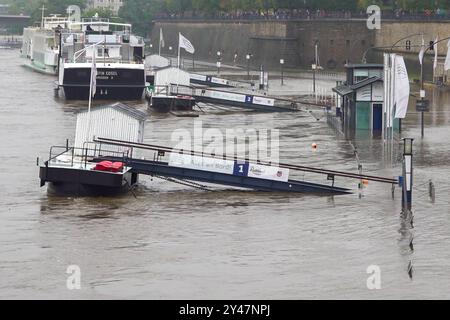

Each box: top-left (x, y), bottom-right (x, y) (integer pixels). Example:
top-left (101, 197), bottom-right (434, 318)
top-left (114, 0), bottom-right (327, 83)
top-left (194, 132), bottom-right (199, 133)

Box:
top-left (416, 99), bottom-right (430, 112)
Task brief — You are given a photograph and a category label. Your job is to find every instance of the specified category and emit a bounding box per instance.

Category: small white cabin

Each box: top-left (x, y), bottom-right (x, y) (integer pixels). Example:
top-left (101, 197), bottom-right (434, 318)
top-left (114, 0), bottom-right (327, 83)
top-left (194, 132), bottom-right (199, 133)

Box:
top-left (74, 103), bottom-right (146, 154)
top-left (154, 66), bottom-right (190, 87)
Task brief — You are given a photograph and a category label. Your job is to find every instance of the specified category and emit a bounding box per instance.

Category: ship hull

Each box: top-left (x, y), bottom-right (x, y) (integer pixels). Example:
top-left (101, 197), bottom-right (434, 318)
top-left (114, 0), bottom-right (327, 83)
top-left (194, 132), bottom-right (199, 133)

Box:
top-left (61, 65), bottom-right (146, 100)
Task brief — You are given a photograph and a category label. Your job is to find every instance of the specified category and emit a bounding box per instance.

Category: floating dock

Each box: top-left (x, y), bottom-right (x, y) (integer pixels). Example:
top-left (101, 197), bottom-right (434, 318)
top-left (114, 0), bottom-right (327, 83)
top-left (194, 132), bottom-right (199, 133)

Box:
top-left (165, 84), bottom-right (302, 112)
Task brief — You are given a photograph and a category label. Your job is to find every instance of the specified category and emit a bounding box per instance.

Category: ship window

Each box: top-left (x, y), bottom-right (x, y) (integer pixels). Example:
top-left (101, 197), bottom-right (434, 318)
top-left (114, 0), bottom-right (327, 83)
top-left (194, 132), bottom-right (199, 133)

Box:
top-left (46, 38), bottom-right (55, 49)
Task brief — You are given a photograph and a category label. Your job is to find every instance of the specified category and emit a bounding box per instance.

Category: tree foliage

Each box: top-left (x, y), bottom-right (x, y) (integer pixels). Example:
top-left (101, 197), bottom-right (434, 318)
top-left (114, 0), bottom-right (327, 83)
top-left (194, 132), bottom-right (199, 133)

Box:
top-left (119, 0), bottom-right (165, 36)
top-left (83, 7), bottom-right (114, 19)
top-left (6, 0), bottom-right (450, 36)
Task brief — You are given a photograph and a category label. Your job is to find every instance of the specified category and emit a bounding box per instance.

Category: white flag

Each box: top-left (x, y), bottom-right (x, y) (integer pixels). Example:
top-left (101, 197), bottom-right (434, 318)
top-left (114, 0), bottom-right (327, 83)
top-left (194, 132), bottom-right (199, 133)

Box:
top-left (179, 33), bottom-right (195, 54)
top-left (418, 36), bottom-right (425, 65)
top-left (159, 28), bottom-right (165, 48)
top-left (90, 44), bottom-right (97, 98)
top-left (444, 40), bottom-right (450, 71)
top-left (394, 55), bottom-right (410, 119)
top-left (433, 37), bottom-right (438, 70)
top-left (418, 46), bottom-right (425, 65)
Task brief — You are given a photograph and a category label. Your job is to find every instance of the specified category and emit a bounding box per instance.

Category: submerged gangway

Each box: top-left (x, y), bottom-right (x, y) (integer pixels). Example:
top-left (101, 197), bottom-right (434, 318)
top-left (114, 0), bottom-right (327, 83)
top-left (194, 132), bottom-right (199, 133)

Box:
top-left (94, 137), bottom-right (398, 194)
top-left (166, 84), bottom-right (329, 113)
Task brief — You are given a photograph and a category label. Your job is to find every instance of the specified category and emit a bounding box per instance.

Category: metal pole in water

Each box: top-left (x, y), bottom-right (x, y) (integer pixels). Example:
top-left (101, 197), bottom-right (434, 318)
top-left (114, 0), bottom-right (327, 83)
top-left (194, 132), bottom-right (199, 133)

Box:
top-left (402, 138), bottom-right (414, 210)
top-left (259, 65), bottom-right (264, 90)
top-left (280, 58), bottom-right (284, 86)
top-left (420, 59), bottom-right (425, 138)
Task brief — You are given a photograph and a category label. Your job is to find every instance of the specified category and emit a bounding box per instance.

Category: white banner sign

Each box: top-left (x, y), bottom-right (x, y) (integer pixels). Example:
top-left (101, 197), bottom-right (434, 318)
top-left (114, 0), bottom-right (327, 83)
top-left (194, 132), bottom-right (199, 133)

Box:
top-left (211, 77), bottom-right (229, 85)
top-left (206, 90), bottom-right (246, 103)
top-left (253, 96), bottom-right (275, 106)
top-left (247, 164), bottom-right (289, 182)
top-left (190, 73), bottom-right (207, 82)
top-left (169, 153), bottom-right (234, 175)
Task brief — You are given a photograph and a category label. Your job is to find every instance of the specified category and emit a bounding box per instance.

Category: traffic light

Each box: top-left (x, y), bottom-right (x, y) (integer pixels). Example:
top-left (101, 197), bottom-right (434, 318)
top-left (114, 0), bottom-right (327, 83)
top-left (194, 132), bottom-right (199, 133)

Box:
top-left (429, 41), bottom-right (435, 51)
top-left (406, 40), bottom-right (411, 50)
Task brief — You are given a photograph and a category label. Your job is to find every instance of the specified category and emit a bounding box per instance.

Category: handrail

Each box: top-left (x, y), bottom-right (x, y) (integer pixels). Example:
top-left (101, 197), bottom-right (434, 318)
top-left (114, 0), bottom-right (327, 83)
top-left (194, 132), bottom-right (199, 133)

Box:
top-left (95, 137), bottom-right (399, 185)
top-left (49, 146), bottom-right (74, 163)
top-left (47, 144), bottom-right (130, 169)
top-left (73, 39), bottom-right (105, 63)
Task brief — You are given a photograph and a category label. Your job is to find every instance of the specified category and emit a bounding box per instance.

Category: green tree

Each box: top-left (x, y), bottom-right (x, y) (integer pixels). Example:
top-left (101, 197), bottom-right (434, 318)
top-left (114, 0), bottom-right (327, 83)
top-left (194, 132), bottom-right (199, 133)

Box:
top-left (6, 0), bottom-right (44, 23)
top-left (119, 0), bottom-right (164, 36)
top-left (83, 7), bottom-right (114, 19)
top-left (46, 0), bottom-right (86, 15)
top-left (164, 0), bottom-right (193, 13)
top-left (192, 0), bottom-right (219, 14)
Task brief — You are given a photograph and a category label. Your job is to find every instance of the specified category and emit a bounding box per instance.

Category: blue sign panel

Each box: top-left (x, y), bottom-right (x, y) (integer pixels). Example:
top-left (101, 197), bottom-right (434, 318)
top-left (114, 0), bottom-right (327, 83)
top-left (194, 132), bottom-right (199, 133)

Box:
top-left (245, 95), bottom-right (254, 104)
top-left (233, 161), bottom-right (249, 176)
top-left (206, 76), bottom-right (212, 83)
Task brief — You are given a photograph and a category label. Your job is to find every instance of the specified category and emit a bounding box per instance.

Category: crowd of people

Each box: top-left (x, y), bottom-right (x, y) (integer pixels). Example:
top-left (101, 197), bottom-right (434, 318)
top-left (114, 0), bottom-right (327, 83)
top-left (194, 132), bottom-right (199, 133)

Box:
top-left (154, 8), bottom-right (450, 21)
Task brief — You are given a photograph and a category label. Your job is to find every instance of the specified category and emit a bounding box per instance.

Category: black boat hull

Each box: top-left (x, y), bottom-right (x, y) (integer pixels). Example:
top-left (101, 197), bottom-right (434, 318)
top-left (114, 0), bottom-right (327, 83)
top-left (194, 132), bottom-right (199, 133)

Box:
top-left (62, 66), bottom-right (146, 100)
top-left (63, 85), bottom-right (145, 100)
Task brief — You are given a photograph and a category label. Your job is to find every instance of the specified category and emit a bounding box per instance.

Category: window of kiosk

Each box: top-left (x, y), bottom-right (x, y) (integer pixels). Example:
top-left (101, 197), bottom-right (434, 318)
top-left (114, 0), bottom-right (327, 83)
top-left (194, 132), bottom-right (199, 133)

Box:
top-left (354, 70), bottom-right (369, 83)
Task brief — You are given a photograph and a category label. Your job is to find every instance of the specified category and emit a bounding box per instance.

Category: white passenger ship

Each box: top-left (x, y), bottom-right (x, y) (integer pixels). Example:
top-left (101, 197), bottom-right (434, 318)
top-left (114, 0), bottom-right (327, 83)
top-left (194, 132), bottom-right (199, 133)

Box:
top-left (57, 18), bottom-right (146, 100)
top-left (21, 15), bottom-right (73, 75)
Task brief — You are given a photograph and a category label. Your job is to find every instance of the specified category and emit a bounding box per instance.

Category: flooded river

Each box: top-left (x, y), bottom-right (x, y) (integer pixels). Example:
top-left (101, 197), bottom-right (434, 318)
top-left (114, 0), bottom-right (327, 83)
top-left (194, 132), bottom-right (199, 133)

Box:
top-left (0, 49), bottom-right (449, 299)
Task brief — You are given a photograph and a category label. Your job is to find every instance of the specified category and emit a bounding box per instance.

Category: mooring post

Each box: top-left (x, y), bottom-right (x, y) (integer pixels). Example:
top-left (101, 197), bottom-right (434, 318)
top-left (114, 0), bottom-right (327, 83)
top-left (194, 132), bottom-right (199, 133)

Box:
top-left (402, 138), bottom-right (414, 210)
top-left (429, 179), bottom-right (435, 203)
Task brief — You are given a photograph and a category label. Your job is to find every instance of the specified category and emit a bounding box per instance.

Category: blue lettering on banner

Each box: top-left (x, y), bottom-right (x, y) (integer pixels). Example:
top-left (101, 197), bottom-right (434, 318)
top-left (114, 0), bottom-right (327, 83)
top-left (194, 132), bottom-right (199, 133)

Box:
top-left (245, 95), bottom-right (253, 104)
top-left (233, 161), bottom-right (249, 176)
top-left (206, 76), bottom-right (212, 82)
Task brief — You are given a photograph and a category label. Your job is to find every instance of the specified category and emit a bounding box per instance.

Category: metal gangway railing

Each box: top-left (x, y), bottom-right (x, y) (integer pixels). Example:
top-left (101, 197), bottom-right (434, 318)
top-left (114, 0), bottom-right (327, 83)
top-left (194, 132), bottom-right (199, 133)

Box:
top-left (46, 141), bottom-right (132, 171)
top-left (95, 137), bottom-right (399, 186)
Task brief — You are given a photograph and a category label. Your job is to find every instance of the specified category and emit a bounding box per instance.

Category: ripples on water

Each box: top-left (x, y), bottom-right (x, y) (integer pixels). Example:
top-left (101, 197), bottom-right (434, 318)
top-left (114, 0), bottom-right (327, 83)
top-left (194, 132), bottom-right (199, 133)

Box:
top-left (0, 50), bottom-right (449, 299)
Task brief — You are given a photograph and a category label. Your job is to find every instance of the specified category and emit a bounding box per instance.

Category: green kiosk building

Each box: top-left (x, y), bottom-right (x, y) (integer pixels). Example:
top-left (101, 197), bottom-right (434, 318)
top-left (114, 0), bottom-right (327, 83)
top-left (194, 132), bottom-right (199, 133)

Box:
top-left (333, 63), bottom-right (399, 135)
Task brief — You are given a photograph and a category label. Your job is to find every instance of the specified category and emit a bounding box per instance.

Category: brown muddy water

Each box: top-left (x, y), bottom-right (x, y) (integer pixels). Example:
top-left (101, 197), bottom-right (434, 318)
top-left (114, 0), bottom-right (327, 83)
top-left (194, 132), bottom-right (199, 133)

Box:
top-left (0, 49), bottom-right (449, 299)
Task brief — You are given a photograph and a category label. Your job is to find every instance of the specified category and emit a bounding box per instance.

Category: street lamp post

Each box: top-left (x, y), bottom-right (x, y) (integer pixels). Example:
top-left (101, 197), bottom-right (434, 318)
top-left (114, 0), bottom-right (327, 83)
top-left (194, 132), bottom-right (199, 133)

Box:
top-left (280, 58), bottom-right (284, 85)
top-left (312, 63), bottom-right (316, 93)
top-left (312, 41), bottom-right (318, 93)
top-left (246, 53), bottom-right (251, 79)
top-left (217, 50), bottom-right (221, 75)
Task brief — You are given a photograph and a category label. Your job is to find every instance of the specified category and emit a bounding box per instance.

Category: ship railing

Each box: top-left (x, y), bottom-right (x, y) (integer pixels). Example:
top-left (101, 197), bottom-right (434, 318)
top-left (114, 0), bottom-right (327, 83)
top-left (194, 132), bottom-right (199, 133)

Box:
top-left (168, 84), bottom-right (196, 96)
top-left (47, 143), bottom-right (131, 171)
top-left (152, 85), bottom-right (170, 95)
top-left (73, 39), bottom-right (105, 63)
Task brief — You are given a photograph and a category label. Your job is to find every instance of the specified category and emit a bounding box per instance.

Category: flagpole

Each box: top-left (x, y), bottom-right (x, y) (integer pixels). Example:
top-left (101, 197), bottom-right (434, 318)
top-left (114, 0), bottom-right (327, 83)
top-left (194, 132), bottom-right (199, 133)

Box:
top-left (177, 33), bottom-right (181, 69)
top-left (159, 28), bottom-right (162, 56)
top-left (176, 33), bottom-right (181, 91)
top-left (86, 43), bottom-right (95, 145)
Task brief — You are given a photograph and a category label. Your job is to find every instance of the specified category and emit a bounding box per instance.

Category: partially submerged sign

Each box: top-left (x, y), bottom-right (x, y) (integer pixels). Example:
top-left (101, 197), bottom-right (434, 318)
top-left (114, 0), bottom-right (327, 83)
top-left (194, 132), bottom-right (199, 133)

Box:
top-left (169, 153), bottom-right (289, 182)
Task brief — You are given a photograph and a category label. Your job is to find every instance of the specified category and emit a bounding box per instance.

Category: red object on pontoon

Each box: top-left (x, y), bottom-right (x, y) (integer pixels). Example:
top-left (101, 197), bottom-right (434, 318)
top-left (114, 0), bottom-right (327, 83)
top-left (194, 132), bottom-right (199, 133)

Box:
top-left (94, 161), bottom-right (124, 173)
